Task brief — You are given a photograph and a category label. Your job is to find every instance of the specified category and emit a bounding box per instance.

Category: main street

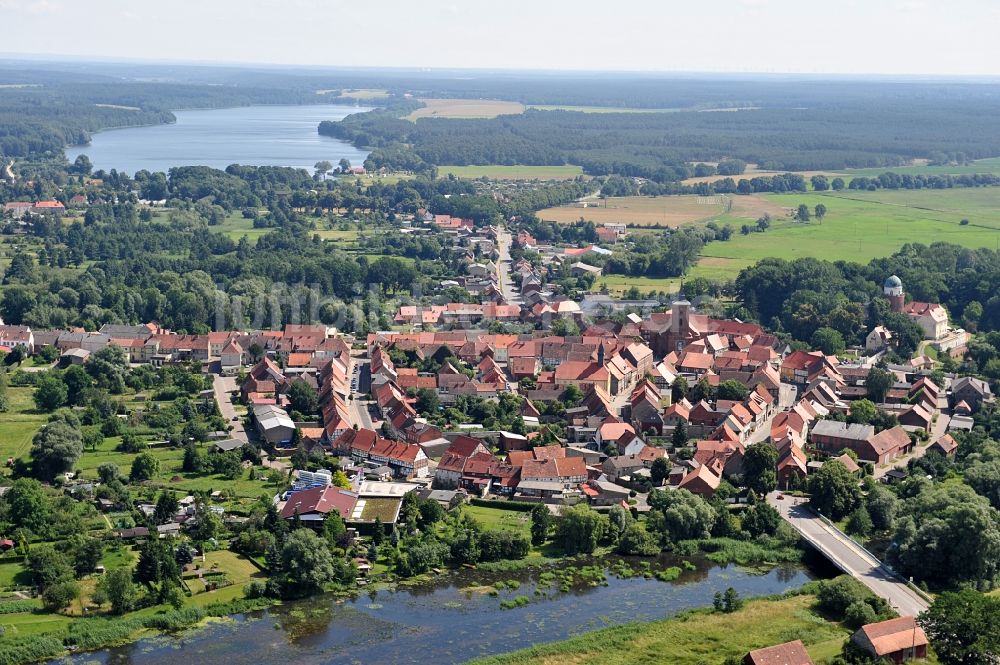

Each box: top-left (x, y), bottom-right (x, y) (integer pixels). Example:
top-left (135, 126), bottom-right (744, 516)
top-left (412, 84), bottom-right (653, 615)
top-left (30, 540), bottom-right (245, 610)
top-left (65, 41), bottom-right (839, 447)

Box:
top-left (495, 227), bottom-right (522, 305)
top-left (349, 355), bottom-right (375, 430)
top-left (769, 493), bottom-right (929, 617)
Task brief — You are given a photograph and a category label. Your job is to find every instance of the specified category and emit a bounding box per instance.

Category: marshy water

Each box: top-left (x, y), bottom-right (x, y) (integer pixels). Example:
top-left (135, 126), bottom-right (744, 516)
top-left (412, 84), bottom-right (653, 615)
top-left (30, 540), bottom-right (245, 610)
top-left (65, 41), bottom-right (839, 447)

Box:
top-left (49, 554), bottom-right (822, 665)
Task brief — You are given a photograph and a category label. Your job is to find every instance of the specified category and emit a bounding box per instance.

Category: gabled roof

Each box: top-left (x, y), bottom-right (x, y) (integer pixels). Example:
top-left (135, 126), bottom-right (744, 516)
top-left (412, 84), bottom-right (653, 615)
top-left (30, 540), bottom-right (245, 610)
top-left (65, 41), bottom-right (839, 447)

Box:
top-left (853, 616), bottom-right (927, 657)
top-left (280, 485), bottom-right (358, 519)
top-left (678, 463), bottom-right (721, 493)
top-left (745, 639), bottom-right (814, 665)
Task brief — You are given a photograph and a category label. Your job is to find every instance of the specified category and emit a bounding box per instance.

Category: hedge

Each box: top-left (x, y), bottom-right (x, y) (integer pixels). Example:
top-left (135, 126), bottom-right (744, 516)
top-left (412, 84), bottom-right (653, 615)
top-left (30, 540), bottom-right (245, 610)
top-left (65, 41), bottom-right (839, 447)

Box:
top-left (469, 498), bottom-right (538, 512)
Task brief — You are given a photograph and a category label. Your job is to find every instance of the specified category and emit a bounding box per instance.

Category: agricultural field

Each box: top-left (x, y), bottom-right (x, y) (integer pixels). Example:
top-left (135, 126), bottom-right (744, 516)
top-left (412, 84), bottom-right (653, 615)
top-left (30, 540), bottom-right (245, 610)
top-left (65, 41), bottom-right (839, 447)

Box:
top-left (335, 88), bottom-right (389, 99)
top-left (468, 594), bottom-right (853, 665)
top-left (844, 156), bottom-right (1000, 177)
top-left (683, 168), bottom-right (848, 187)
top-left (690, 188), bottom-right (1000, 282)
top-left (538, 195), bottom-right (729, 227)
top-left (527, 105), bottom-right (681, 113)
top-left (439, 165), bottom-right (585, 180)
top-left (406, 98), bottom-right (526, 120)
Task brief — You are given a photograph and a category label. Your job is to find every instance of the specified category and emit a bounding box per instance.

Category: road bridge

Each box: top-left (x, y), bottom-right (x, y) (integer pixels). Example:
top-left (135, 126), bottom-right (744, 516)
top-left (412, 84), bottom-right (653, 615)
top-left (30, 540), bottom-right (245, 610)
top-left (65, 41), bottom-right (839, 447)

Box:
top-left (768, 493), bottom-right (929, 617)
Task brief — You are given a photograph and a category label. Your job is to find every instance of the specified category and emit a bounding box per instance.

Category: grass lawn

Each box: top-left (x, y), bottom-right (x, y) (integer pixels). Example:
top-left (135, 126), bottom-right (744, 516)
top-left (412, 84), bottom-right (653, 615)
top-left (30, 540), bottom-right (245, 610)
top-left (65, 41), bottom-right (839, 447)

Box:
top-left (597, 273), bottom-right (680, 296)
top-left (74, 438), bottom-right (269, 497)
top-left (538, 195), bottom-right (728, 227)
top-left (0, 606), bottom-right (74, 637)
top-left (314, 228), bottom-right (361, 243)
top-left (0, 558), bottom-right (32, 589)
top-left (212, 211), bottom-right (272, 242)
top-left (185, 550), bottom-right (263, 595)
top-left (439, 165), bottom-right (585, 180)
top-left (468, 594), bottom-right (850, 665)
top-left (0, 387), bottom-right (47, 469)
top-left (461, 505), bottom-right (532, 536)
top-left (406, 99), bottom-right (525, 120)
top-left (690, 188), bottom-right (1000, 282)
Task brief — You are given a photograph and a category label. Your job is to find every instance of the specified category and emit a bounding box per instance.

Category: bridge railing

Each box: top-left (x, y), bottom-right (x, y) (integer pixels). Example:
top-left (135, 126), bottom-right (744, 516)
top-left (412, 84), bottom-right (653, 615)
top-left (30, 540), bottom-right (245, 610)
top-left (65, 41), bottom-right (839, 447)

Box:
top-left (794, 502), bottom-right (934, 608)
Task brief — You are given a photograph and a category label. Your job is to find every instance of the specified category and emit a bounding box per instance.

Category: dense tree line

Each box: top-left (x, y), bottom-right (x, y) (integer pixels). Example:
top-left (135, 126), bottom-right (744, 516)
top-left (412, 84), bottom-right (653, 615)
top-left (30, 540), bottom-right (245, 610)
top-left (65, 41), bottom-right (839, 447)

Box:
top-left (733, 242), bottom-right (1000, 352)
top-left (0, 162), bottom-right (596, 331)
top-left (321, 88), bottom-right (1000, 178)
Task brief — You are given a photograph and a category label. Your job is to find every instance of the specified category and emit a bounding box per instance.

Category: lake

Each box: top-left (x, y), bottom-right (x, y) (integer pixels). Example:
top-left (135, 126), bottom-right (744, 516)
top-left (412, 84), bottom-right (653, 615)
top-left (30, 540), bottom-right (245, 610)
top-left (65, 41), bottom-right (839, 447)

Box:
top-left (65, 105), bottom-right (371, 176)
top-left (49, 555), bottom-right (821, 665)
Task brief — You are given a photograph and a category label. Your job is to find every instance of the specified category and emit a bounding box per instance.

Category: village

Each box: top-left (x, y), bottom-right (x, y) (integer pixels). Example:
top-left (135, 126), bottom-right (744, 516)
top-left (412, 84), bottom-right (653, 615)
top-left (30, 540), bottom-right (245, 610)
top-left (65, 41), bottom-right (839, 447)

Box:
top-left (0, 206), bottom-right (988, 664)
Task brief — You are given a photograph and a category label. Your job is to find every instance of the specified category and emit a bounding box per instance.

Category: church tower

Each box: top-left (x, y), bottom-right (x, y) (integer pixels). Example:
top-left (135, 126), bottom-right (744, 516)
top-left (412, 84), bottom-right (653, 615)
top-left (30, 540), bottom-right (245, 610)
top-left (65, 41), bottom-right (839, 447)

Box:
top-left (884, 275), bottom-right (904, 313)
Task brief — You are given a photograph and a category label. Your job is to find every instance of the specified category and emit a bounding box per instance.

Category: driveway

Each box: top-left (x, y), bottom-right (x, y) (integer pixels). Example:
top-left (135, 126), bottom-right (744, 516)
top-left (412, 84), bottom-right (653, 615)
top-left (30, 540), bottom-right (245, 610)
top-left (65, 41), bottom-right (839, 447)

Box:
top-left (213, 374), bottom-right (247, 442)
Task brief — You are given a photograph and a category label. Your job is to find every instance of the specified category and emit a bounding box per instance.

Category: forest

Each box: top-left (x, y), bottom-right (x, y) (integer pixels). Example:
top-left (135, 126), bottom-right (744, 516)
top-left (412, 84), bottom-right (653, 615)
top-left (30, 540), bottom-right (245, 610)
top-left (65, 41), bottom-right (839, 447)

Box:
top-left (731, 242), bottom-right (1000, 359)
top-left (322, 93), bottom-right (1000, 178)
top-left (0, 164), bottom-right (589, 333)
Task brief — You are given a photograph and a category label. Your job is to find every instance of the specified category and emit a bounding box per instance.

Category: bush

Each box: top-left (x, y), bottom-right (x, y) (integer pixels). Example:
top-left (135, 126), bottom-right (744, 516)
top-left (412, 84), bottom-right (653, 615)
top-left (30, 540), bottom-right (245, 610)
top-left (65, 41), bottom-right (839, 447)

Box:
top-left (816, 576), bottom-right (871, 616)
top-left (616, 524), bottom-right (661, 556)
top-left (42, 580), bottom-right (80, 611)
top-left (844, 599), bottom-right (877, 628)
top-left (244, 580), bottom-right (269, 599)
top-left (0, 635), bottom-right (64, 665)
top-left (469, 498), bottom-right (536, 512)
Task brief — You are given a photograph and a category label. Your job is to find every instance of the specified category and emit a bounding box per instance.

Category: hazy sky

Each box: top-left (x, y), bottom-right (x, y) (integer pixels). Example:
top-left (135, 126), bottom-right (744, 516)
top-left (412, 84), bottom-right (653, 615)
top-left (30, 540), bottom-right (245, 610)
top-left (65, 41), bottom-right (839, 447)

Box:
top-left (2, 0), bottom-right (999, 76)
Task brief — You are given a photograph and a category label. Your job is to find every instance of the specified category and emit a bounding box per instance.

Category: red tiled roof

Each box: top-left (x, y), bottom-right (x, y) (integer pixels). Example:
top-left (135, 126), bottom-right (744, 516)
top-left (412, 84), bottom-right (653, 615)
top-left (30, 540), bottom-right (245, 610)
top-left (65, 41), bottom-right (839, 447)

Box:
top-left (746, 639), bottom-right (814, 665)
top-left (280, 485), bottom-right (358, 519)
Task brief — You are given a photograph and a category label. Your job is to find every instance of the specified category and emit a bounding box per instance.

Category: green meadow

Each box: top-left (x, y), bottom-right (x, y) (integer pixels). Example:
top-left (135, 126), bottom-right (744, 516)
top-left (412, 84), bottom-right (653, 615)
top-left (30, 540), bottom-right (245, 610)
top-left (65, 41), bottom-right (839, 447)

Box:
top-left (844, 157), bottom-right (1000, 177)
top-left (468, 593), bottom-right (854, 665)
top-left (690, 188), bottom-right (1000, 282)
top-left (0, 388), bottom-right (48, 470)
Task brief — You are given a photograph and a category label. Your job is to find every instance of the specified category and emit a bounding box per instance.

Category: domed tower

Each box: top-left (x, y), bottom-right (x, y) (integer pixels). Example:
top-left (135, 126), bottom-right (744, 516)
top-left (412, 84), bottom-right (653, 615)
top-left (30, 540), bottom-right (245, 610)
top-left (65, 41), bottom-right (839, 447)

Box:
top-left (884, 275), bottom-right (904, 313)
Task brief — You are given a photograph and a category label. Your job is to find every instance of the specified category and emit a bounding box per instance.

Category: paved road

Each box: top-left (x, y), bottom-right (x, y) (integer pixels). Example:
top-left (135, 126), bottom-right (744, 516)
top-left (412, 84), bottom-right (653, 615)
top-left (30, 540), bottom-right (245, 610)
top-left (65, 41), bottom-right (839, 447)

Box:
top-left (212, 374), bottom-right (247, 442)
top-left (747, 383), bottom-right (798, 444)
top-left (495, 227), bottom-right (522, 305)
top-left (348, 357), bottom-right (375, 430)
top-left (769, 493), bottom-right (929, 617)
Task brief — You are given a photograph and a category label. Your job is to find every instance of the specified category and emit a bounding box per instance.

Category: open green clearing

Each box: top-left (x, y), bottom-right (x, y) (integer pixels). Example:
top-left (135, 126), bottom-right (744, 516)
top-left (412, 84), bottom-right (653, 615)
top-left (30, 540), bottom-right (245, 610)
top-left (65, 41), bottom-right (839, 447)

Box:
top-left (212, 211), bottom-right (273, 242)
top-left (461, 504), bottom-right (532, 536)
top-left (468, 593), bottom-right (855, 665)
top-left (439, 165), bottom-right (585, 180)
top-left (598, 273), bottom-right (680, 296)
top-left (690, 188), bottom-right (1000, 282)
top-left (0, 388), bottom-right (47, 467)
top-left (844, 156), bottom-right (1000, 177)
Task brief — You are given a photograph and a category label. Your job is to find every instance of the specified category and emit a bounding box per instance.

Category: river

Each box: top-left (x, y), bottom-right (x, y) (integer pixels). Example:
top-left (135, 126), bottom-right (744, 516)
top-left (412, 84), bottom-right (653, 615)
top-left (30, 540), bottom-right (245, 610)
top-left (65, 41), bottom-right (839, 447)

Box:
top-left (49, 555), bottom-right (821, 665)
top-left (64, 105), bottom-right (371, 176)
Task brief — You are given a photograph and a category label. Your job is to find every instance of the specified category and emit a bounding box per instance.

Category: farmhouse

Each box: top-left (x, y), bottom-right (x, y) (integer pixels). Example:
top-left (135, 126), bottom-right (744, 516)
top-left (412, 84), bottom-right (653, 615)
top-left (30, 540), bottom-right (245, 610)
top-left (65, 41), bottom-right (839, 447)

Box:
top-left (851, 616), bottom-right (928, 664)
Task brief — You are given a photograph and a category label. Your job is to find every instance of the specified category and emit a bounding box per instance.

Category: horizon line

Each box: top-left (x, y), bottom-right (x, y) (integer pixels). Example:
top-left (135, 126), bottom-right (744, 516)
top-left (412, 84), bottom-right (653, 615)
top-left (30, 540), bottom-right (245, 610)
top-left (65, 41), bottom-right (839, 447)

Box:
top-left (2, 51), bottom-right (1000, 82)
